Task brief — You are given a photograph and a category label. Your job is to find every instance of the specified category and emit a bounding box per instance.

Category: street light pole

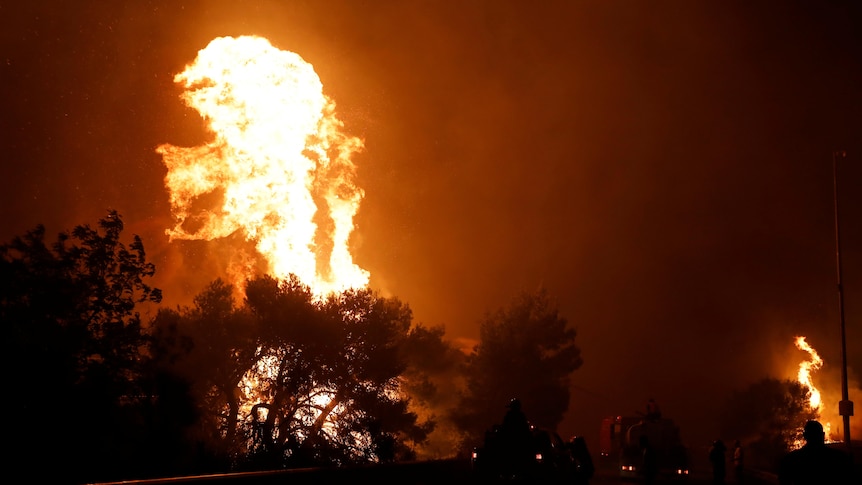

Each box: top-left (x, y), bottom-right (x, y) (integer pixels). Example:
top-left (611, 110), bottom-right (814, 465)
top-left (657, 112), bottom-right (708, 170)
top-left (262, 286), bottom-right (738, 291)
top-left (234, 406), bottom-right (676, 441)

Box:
top-left (832, 149), bottom-right (853, 454)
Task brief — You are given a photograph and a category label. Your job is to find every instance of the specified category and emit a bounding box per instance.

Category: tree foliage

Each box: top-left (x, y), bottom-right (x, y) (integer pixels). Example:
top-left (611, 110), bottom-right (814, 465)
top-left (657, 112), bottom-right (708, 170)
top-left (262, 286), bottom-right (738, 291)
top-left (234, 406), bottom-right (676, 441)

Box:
top-left (151, 274), bottom-right (437, 470)
top-left (2, 211), bottom-right (589, 480)
top-left (453, 287), bottom-right (583, 450)
top-left (398, 323), bottom-right (468, 459)
top-left (1, 210), bottom-right (162, 483)
top-left (150, 278), bottom-right (259, 468)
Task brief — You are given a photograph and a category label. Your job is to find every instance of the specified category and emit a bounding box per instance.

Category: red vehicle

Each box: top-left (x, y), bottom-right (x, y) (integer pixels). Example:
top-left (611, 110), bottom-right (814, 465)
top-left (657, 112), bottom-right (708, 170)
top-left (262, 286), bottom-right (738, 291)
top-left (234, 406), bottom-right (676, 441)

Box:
top-left (599, 415), bottom-right (690, 481)
top-left (600, 415), bottom-right (641, 461)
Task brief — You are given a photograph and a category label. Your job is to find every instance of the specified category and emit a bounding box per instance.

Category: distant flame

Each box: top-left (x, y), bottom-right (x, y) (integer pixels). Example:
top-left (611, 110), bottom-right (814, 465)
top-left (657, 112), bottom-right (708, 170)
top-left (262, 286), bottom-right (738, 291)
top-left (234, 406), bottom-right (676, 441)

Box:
top-left (794, 336), bottom-right (833, 440)
top-left (795, 336), bottom-right (823, 410)
top-left (157, 35), bottom-right (369, 296)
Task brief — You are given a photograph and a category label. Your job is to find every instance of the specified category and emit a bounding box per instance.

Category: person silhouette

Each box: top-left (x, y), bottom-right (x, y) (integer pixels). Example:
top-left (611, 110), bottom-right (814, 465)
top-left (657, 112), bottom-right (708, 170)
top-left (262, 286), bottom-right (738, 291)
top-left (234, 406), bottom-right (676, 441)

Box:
top-left (732, 440), bottom-right (744, 484)
top-left (639, 434), bottom-right (658, 485)
top-left (645, 398), bottom-right (662, 421)
top-left (501, 398), bottom-right (531, 439)
top-left (709, 439), bottom-right (727, 484)
top-left (777, 420), bottom-right (855, 484)
top-left (500, 398), bottom-right (532, 477)
top-left (567, 435), bottom-right (595, 485)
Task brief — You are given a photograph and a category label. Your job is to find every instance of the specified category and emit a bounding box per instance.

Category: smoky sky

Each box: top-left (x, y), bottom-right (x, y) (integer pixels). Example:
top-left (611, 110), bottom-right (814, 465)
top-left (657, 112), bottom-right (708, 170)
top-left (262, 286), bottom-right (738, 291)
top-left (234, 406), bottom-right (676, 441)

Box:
top-left (2, 1), bottom-right (861, 449)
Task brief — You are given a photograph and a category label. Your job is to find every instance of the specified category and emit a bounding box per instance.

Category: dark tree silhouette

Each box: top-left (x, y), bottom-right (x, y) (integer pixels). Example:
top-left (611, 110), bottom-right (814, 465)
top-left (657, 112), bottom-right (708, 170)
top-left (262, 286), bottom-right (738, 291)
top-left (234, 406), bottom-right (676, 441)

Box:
top-left (398, 323), bottom-right (468, 459)
top-left (1, 210), bottom-right (162, 484)
top-left (151, 274), bottom-right (436, 471)
top-left (150, 278), bottom-right (259, 472)
top-left (453, 287), bottom-right (583, 452)
top-left (244, 277), bottom-right (432, 467)
top-left (718, 377), bottom-right (818, 471)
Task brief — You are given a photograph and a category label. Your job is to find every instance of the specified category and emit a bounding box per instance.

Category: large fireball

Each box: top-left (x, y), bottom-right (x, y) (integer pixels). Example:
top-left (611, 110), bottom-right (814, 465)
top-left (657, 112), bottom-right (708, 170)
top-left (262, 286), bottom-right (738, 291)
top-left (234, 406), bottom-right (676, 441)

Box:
top-left (157, 35), bottom-right (369, 296)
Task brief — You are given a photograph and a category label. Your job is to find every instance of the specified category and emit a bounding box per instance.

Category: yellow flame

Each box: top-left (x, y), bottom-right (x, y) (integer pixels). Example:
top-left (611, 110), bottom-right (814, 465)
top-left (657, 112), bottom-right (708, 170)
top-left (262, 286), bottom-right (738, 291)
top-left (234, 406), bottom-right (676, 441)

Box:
top-left (794, 336), bottom-right (833, 441)
top-left (795, 336), bottom-right (823, 410)
top-left (157, 35), bottom-right (368, 296)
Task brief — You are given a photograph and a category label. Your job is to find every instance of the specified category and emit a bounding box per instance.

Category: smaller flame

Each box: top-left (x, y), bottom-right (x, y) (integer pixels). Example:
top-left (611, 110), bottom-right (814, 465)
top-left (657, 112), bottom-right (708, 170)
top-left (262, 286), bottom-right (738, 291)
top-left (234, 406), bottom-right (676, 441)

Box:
top-left (794, 336), bottom-right (823, 409)
top-left (794, 336), bottom-right (833, 440)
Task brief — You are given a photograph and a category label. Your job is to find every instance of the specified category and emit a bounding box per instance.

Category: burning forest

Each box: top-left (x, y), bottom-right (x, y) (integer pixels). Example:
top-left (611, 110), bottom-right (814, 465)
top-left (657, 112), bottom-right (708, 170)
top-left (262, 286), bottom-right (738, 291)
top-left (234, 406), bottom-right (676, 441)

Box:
top-left (3, 2), bottom-right (861, 483)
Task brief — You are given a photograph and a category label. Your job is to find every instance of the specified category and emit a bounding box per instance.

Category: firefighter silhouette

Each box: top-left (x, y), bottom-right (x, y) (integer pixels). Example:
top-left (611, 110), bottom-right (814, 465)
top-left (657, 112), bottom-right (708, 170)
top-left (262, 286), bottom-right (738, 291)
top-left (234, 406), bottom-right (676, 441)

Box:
top-left (568, 435), bottom-right (595, 484)
top-left (645, 398), bottom-right (661, 421)
top-left (500, 398), bottom-right (532, 477)
top-left (778, 420), bottom-right (856, 484)
top-left (709, 439), bottom-right (727, 484)
top-left (639, 435), bottom-right (658, 485)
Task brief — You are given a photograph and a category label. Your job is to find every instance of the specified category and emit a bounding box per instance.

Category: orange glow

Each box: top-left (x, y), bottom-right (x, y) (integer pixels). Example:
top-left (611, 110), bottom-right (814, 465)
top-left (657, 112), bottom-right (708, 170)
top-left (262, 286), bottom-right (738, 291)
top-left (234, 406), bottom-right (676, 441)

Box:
top-left (157, 35), bottom-right (369, 296)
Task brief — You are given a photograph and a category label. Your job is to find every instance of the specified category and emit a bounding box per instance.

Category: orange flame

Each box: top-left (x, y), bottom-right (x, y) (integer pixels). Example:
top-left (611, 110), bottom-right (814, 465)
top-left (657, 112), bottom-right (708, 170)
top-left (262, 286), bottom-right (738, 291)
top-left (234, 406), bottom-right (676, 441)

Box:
top-left (795, 336), bottom-right (823, 410)
top-left (157, 35), bottom-right (368, 296)
top-left (794, 336), bottom-right (833, 440)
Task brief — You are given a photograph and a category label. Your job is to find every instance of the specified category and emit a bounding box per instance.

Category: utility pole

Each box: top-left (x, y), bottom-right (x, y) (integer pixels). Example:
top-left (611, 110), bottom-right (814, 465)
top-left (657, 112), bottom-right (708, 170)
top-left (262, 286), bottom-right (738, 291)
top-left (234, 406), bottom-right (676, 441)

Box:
top-left (832, 149), bottom-right (853, 455)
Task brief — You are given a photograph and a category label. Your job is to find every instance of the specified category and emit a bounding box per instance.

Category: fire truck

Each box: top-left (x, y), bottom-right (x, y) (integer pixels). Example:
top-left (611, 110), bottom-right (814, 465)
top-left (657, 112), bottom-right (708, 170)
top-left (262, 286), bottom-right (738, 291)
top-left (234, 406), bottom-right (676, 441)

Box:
top-left (599, 414), bottom-right (690, 480)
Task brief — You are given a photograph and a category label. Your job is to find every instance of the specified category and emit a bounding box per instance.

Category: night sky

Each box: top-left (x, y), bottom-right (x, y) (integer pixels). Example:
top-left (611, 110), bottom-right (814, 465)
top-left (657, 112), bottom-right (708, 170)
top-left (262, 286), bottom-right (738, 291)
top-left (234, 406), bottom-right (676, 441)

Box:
top-left (2, 1), bottom-right (861, 451)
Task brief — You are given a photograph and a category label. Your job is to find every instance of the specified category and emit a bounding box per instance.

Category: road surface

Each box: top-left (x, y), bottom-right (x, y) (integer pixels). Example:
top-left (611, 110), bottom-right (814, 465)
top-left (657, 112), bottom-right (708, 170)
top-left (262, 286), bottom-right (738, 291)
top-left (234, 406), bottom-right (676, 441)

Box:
top-left (92, 459), bottom-right (779, 485)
